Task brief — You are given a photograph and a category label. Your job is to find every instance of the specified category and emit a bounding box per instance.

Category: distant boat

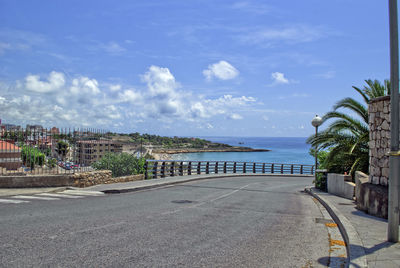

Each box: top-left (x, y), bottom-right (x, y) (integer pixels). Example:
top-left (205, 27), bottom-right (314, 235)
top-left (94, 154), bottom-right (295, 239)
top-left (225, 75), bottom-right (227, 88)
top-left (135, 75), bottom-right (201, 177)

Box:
top-left (238, 142), bottom-right (244, 145)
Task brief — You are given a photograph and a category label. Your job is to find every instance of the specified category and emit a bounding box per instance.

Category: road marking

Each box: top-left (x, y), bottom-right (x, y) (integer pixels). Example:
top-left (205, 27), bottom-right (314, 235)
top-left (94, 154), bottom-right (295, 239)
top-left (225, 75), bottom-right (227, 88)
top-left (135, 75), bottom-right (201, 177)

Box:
top-left (36, 193), bottom-right (84, 199)
top-left (10, 195), bottom-right (60, 201)
top-left (61, 190), bottom-right (104, 196)
top-left (162, 182), bottom-right (258, 215)
top-left (209, 183), bottom-right (257, 203)
top-left (0, 198), bottom-right (29, 204)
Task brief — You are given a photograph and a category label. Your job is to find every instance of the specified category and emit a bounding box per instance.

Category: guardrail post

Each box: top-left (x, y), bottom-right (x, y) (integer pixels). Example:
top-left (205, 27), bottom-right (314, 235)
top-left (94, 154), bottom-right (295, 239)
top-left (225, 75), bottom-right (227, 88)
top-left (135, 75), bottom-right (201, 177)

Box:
top-left (311, 165), bottom-right (314, 175)
top-left (170, 161), bottom-right (175, 177)
top-left (281, 164), bottom-right (284, 174)
top-left (153, 161), bottom-right (158, 179)
top-left (215, 162), bottom-right (218, 174)
top-left (233, 162), bottom-right (237, 173)
top-left (291, 164), bottom-right (294, 174)
top-left (243, 162), bottom-right (246, 173)
top-left (197, 162), bottom-right (201, 174)
top-left (179, 161), bottom-right (183, 176)
top-left (161, 161), bottom-right (166, 178)
top-left (253, 162), bottom-right (256, 173)
top-left (144, 161), bottom-right (148, 179)
top-left (223, 162), bottom-right (227, 173)
top-left (300, 165), bottom-right (303, 174)
top-left (262, 163), bottom-right (265, 173)
top-left (206, 162), bottom-right (209, 174)
top-left (271, 163), bottom-right (274, 174)
top-left (188, 162), bottom-right (192, 175)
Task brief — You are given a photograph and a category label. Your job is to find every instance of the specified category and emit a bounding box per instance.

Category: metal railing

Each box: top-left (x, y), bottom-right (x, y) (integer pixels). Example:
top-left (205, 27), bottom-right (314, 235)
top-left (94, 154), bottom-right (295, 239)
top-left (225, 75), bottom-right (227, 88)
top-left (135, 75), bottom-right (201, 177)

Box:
top-left (145, 160), bottom-right (314, 179)
top-left (0, 126), bottom-right (117, 175)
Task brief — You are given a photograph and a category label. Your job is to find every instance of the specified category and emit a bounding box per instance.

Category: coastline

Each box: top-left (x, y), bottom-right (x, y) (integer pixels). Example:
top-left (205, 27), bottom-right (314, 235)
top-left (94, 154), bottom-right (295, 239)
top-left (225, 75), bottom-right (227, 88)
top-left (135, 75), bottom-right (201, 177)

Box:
top-left (152, 147), bottom-right (270, 154)
top-left (149, 147), bottom-right (270, 161)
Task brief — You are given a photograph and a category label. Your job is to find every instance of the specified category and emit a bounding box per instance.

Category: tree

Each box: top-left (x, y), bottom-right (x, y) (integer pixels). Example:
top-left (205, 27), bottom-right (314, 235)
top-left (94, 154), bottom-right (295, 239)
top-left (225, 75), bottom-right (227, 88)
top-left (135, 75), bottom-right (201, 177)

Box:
top-left (307, 79), bottom-right (389, 177)
top-left (56, 141), bottom-right (69, 160)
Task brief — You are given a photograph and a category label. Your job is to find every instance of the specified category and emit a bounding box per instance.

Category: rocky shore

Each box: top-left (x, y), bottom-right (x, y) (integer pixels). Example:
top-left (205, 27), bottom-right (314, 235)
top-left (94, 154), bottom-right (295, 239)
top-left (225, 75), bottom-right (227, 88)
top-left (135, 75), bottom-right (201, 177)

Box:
top-left (152, 147), bottom-right (270, 154)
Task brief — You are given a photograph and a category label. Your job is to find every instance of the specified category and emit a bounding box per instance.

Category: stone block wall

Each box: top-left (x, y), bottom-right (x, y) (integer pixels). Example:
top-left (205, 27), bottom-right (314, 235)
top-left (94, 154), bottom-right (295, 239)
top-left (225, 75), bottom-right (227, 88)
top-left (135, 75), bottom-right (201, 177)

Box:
top-left (368, 96), bottom-right (391, 186)
top-left (72, 170), bottom-right (144, 187)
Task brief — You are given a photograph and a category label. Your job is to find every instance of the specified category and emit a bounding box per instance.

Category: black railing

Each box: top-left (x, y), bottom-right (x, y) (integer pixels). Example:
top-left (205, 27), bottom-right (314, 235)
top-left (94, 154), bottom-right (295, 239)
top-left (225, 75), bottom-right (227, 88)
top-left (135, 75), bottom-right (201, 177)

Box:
top-left (145, 160), bottom-right (314, 179)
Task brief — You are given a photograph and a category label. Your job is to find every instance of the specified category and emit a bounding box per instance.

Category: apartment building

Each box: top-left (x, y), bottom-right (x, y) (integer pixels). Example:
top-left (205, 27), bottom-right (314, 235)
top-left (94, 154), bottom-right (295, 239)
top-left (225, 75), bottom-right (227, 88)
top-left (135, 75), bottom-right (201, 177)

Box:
top-left (76, 140), bottom-right (123, 166)
top-left (0, 141), bottom-right (22, 170)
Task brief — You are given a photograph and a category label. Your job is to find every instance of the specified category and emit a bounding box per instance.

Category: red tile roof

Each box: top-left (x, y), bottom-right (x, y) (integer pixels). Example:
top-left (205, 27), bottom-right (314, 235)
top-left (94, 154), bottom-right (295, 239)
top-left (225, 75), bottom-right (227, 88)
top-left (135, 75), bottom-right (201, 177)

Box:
top-left (0, 141), bottom-right (21, 151)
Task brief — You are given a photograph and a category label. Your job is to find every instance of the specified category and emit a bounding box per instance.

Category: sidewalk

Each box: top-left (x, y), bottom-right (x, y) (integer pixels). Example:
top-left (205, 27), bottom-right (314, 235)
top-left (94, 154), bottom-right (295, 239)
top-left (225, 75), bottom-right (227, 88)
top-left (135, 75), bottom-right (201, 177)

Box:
top-left (307, 188), bottom-right (400, 268)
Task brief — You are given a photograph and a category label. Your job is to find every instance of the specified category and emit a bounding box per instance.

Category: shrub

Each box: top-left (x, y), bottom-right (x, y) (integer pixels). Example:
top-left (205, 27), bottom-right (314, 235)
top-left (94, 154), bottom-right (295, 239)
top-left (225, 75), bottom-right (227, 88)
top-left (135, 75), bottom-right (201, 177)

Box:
top-left (92, 152), bottom-right (146, 177)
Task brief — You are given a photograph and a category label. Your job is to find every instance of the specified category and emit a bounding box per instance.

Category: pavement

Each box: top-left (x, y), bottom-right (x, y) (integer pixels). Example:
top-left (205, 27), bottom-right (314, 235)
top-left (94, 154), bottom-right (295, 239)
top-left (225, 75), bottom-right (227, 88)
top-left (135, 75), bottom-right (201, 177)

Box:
top-left (1, 174), bottom-right (400, 267)
top-left (306, 187), bottom-right (400, 268)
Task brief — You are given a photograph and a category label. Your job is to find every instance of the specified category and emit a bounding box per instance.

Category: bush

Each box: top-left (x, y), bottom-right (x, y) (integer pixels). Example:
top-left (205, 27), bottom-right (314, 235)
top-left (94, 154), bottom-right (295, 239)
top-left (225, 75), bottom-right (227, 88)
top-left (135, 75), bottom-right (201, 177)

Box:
top-left (21, 146), bottom-right (45, 169)
top-left (92, 152), bottom-right (146, 177)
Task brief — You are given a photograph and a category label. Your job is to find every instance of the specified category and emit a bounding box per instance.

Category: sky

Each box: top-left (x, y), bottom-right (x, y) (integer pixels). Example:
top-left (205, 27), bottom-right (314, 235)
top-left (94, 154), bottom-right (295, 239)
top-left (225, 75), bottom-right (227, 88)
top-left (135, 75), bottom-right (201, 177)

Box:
top-left (0, 0), bottom-right (391, 137)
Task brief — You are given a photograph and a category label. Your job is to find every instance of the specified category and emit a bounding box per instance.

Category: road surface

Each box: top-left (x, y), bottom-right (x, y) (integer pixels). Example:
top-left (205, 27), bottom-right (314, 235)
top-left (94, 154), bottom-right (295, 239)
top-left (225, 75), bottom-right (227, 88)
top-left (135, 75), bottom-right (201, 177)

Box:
top-left (0, 175), bottom-right (332, 267)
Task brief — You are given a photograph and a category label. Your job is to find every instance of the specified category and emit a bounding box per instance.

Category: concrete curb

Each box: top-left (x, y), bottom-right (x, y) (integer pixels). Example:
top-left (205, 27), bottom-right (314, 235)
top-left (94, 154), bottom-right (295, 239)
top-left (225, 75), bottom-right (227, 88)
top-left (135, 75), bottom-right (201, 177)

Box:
top-left (84, 173), bottom-right (313, 194)
top-left (305, 187), bottom-right (368, 268)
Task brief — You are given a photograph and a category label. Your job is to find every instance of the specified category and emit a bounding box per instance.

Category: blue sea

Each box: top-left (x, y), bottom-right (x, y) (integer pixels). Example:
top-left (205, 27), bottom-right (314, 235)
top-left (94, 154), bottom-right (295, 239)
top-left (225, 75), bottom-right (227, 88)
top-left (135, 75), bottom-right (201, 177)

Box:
top-left (170, 137), bottom-right (314, 165)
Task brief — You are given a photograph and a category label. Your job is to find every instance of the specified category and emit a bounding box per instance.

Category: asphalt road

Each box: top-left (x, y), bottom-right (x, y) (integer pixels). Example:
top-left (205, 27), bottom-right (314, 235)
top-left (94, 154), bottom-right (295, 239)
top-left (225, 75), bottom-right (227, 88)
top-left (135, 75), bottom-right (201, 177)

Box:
top-left (0, 176), bottom-right (331, 267)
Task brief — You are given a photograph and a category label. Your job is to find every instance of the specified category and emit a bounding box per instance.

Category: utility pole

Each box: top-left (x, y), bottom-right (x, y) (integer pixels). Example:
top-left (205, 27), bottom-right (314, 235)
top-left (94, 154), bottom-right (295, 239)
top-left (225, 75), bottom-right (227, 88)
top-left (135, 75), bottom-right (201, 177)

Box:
top-left (388, 0), bottom-right (400, 243)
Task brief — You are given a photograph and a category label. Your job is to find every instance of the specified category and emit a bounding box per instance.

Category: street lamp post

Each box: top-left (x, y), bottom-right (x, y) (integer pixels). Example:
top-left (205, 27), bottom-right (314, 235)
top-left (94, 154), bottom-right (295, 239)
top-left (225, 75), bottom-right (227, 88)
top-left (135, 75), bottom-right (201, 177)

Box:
top-left (311, 115), bottom-right (323, 181)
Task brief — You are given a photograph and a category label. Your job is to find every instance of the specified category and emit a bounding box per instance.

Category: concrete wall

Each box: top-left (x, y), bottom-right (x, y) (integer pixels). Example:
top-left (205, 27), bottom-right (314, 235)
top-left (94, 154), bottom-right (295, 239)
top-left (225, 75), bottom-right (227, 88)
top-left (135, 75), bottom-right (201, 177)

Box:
top-left (355, 171), bottom-right (388, 219)
top-left (0, 175), bottom-right (74, 188)
top-left (0, 170), bottom-right (145, 188)
top-left (327, 173), bottom-right (355, 200)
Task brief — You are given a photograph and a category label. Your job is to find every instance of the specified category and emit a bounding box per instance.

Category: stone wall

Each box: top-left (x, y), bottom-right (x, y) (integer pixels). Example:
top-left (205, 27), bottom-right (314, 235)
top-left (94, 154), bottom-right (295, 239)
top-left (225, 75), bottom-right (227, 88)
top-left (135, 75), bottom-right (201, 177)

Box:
top-left (368, 96), bottom-right (391, 186)
top-left (72, 170), bottom-right (144, 187)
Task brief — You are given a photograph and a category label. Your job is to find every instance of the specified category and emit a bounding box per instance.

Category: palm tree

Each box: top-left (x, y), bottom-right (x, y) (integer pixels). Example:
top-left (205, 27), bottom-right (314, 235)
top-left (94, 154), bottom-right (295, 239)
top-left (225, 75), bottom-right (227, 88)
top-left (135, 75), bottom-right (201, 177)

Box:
top-left (308, 79), bottom-right (390, 176)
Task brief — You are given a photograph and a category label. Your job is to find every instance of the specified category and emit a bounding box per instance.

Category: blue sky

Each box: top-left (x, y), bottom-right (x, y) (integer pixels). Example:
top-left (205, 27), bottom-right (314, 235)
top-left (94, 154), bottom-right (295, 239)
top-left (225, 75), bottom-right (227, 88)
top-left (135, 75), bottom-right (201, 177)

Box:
top-left (0, 0), bottom-right (391, 137)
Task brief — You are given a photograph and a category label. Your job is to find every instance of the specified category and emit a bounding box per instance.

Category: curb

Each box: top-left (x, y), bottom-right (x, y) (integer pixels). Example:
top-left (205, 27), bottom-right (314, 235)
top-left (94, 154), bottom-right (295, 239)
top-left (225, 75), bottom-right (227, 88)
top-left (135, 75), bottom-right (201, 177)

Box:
top-left (305, 187), bottom-right (368, 268)
top-left (93, 173), bottom-right (312, 194)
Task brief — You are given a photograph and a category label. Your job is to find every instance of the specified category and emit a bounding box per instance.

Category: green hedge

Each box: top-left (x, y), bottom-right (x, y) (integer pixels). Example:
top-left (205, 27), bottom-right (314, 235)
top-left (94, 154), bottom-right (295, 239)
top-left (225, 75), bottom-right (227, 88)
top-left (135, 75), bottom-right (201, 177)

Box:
top-left (92, 152), bottom-right (146, 177)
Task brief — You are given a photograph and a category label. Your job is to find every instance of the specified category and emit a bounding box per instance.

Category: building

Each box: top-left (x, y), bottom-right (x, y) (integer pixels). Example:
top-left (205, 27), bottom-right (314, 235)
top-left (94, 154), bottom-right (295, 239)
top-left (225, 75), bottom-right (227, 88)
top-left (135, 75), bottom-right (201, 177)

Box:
top-left (76, 140), bottom-right (123, 166)
top-left (0, 141), bottom-right (22, 170)
top-left (50, 127), bottom-right (60, 135)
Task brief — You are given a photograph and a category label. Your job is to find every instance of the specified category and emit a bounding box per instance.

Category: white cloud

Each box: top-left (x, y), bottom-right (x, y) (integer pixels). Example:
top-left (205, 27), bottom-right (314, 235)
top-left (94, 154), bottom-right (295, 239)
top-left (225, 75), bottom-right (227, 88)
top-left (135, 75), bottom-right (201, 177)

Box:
top-left (25, 71), bottom-right (65, 93)
top-left (228, 113), bottom-right (243, 120)
top-left (109, 84), bottom-right (121, 92)
top-left (240, 24), bottom-right (325, 45)
top-left (1, 67), bottom-right (257, 130)
top-left (119, 89), bottom-right (142, 103)
top-left (271, 72), bottom-right (289, 84)
top-left (70, 77), bottom-right (100, 96)
top-left (262, 115), bottom-right (269, 121)
top-left (203, 61), bottom-right (239, 81)
top-left (102, 41), bottom-right (126, 54)
top-left (315, 71), bottom-right (335, 79)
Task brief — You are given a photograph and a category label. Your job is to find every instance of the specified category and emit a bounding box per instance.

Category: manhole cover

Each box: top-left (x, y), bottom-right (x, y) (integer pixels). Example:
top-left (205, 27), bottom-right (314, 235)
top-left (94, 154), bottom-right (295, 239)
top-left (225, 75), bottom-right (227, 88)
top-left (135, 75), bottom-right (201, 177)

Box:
top-left (171, 200), bottom-right (194, 204)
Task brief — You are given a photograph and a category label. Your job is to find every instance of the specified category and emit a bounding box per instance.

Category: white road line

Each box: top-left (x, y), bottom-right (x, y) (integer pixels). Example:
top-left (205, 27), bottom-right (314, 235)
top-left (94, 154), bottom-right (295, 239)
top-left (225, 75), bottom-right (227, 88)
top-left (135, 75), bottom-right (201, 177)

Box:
top-left (36, 193), bottom-right (84, 199)
top-left (60, 190), bottom-right (104, 196)
top-left (10, 195), bottom-right (59, 201)
top-left (0, 198), bottom-right (29, 204)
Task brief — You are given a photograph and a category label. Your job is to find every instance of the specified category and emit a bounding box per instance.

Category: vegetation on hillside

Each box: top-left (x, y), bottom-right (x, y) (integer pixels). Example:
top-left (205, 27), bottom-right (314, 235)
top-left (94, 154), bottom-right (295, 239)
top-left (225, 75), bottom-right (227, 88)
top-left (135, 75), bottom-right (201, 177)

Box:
top-left (116, 132), bottom-right (232, 149)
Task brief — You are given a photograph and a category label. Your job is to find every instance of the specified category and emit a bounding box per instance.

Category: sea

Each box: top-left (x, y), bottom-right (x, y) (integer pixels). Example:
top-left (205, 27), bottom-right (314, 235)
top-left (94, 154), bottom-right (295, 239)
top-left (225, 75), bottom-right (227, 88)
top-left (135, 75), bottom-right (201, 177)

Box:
top-left (170, 137), bottom-right (314, 165)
